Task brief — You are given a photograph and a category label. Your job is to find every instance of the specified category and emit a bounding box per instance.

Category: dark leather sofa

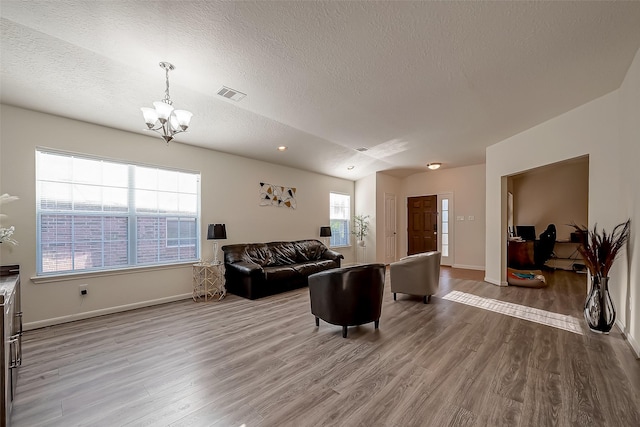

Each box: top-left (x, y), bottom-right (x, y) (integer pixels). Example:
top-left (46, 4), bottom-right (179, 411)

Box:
top-left (221, 239), bottom-right (344, 299)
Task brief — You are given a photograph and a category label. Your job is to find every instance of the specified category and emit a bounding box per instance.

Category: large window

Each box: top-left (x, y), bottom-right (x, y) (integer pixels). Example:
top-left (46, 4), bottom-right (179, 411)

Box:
top-left (329, 192), bottom-right (350, 247)
top-left (36, 150), bottom-right (200, 275)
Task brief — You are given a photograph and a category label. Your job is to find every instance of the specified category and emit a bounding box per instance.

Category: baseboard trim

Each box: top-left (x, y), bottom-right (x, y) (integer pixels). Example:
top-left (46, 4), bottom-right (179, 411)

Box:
top-left (24, 293), bottom-right (193, 331)
top-left (627, 334), bottom-right (640, 359)
top-left (615, 319), bottom-right (640, 359)
top-left (484, 276), bottom-right (507, 286)
top-left (452, 264), bottom-right (485, 271)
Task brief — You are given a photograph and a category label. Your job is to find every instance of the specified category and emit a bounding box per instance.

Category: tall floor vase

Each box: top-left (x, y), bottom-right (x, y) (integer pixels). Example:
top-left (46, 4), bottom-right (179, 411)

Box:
top-left (584, 275), bottom-right (616, 334)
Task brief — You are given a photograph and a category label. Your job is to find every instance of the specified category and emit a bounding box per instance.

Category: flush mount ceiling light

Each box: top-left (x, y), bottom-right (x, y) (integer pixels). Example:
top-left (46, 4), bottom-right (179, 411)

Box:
top-left (141, 62), bottom-right (193, 144)
top-left (427, 163), bottom-right (442, 170)
top-left (277, 146), bottom-right (288, 151)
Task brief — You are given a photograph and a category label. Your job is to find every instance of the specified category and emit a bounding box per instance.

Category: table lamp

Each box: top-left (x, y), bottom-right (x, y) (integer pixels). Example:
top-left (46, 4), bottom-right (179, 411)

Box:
top-left (320, 226), bottom-right (331, 247)
top-left (207, 223), bottom-right (227, 264)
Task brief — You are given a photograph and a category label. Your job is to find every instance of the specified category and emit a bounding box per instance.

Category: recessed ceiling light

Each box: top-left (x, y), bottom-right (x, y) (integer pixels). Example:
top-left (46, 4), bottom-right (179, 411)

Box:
top-left (427, 163), bottom-right (442, 170)
top-left (347, 165), bottom-right (355, 170)
top-left (277, 146), bottom-right (287, 151)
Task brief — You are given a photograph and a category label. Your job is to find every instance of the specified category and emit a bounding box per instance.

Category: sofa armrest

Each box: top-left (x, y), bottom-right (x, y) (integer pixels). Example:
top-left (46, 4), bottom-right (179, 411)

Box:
top-left (322, 248), bottom-right (344, 263)
top-left (226, 261), bottom-right (264, 277)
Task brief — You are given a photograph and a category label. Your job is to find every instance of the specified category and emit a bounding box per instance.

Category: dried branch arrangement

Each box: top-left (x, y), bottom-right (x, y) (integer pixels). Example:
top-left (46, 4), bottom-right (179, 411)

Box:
top-left (570, 219), bottom-right (630, 278)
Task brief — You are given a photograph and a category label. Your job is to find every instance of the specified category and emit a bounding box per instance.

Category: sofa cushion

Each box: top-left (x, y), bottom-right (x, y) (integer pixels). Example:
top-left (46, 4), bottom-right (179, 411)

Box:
top-left (241, 244), bottom-right (272, 267)
top-left (270, 242), bottom-right (298, 265)
top-left (263, 265), bottom-right (299, 281)
top-left (294, 240), bottom-right (325, 261)
top-left (314, 259), bottom-right (337, 269)
top-left (290, 262), bottom-right (318, 276)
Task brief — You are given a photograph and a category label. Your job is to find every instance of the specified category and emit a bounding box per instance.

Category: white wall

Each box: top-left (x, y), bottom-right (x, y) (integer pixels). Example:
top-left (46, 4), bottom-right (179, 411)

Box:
top-left (400, 164), bottom-right (486, 269)
top-left (618, 45), bottom-right (640, 354)
top-left (354, 174), bottom-right (376, 264)
top-left (0, 105), bottom-right (355, 328)
top-left (486, 46), bottom-right (640, 356)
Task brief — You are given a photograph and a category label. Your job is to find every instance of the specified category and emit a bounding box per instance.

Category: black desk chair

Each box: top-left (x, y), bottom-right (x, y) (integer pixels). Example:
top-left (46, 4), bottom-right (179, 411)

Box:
top-left (534, 224), bottom-right (556, 268)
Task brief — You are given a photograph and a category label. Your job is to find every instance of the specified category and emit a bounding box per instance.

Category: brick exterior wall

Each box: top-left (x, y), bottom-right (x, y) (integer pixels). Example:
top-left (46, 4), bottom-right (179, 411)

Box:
top-left (40, 214), bottom-right (196, 273)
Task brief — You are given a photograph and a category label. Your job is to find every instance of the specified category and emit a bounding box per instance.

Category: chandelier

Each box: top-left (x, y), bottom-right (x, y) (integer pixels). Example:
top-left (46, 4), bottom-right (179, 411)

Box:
top-left (141, 62), bottom-right (193, 143)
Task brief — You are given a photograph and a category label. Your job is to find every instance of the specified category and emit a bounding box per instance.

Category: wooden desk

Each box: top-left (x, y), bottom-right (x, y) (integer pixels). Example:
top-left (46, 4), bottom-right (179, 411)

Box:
top-left (507, 240), bottom-right (535, 269)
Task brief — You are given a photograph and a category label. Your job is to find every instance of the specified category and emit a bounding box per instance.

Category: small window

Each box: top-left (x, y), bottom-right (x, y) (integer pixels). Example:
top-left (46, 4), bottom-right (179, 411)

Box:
top-left (329, 192), bottom-right (350, 247)
top-left (441, 198), bottom-right (449, 257)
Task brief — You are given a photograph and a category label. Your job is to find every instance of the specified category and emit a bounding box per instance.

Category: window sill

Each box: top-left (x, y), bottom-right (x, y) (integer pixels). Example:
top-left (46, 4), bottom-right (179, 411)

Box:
top-left (31, 261), bottom-right (197, 284)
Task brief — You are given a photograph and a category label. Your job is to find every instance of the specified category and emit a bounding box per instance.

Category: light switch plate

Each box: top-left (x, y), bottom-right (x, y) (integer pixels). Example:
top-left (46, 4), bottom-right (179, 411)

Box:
top-left (457, 216), bottom-right (465, 221)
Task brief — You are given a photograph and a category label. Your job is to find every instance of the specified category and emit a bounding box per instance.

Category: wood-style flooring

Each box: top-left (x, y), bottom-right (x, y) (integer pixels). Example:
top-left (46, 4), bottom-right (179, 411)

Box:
top-left (12, 267), bottom-right (640, 426)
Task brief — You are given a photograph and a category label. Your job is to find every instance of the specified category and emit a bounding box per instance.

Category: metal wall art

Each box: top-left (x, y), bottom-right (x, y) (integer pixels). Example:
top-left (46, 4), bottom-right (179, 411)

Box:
top-left (259, 182), bottom-right (296, 209)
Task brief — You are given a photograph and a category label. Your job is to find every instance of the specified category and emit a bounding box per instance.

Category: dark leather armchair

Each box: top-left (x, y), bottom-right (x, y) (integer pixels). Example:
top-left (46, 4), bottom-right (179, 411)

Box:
top-left (308, 263), bottom-right (385, 338)
top-left (534, 224), bottom-right (556, 268)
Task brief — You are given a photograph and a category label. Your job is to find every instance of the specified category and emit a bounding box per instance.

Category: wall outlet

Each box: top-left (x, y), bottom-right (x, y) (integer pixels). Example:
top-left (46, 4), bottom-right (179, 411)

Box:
top-left (79, 285), bottom-right (88, 296)
top-left (468, 215), bottom-right (475, 221)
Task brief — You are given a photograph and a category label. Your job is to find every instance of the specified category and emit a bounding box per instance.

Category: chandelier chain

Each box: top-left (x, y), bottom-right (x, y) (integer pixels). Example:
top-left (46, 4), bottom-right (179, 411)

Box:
top-left (163, 67), bottom-right (173, 105)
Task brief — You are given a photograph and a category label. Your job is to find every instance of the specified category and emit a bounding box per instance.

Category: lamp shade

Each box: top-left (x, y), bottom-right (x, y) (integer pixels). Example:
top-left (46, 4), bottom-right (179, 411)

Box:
top-left (207, 224), bottom-right (227, 240)
top-left (153, 101), bottom-right (174, 121)
top-left (320, 226), bottom-right (332, 237)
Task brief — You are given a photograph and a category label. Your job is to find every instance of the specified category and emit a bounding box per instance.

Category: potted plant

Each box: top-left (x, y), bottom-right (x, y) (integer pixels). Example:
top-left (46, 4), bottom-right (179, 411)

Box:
top-left (571, 219), bottom-right (630, 334)
top-left (352, 214), bottom-right (370, 247)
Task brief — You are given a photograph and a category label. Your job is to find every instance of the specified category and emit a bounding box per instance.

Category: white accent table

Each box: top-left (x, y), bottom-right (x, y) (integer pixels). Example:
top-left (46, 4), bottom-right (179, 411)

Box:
top-left (192, 262), bottom-right (226, 301)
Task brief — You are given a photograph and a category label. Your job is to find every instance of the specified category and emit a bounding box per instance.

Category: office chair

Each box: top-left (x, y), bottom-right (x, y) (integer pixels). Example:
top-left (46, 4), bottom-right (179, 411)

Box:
top-left (534, 224), bottom-right (556, 268)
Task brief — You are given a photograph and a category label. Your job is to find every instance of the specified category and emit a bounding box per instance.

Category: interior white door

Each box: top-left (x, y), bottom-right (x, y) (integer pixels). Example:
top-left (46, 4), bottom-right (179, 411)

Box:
top-left (384, 192), bottom-right (397, 264)
top-left (438, 193), bottom-right (453, 266)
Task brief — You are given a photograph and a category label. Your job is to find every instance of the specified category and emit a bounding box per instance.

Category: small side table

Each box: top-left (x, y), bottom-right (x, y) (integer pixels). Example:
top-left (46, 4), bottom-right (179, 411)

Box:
top-left (192, 262), bottom-right (226, 302)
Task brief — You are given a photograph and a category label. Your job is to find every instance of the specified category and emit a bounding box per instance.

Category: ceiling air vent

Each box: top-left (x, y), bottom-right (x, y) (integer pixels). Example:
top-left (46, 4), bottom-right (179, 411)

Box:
top-left (355, 147), bottom-right (369, 152)
top-left (216, 86), bottom-right (246, 102)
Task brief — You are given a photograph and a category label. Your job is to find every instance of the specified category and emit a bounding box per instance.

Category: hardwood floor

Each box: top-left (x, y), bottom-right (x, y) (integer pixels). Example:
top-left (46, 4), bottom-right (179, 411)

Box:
top-left (13, 268), bottom-right (640, 426)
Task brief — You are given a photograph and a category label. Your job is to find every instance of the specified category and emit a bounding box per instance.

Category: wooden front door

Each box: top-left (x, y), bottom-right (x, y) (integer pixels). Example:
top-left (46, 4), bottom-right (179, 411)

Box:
top-left (407, 195), bottom-right (438, 256)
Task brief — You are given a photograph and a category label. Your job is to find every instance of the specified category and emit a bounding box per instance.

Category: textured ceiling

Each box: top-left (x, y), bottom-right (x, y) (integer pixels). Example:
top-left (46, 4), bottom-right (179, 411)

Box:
top-left (2, 1), bottom-right (640, 180)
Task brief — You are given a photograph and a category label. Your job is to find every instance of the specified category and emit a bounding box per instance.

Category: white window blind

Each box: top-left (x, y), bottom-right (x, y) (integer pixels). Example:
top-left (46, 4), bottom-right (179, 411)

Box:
top-left (329, 192), bottom-right (350, 247)
top-left (36, 150), bottom-right (200, 275)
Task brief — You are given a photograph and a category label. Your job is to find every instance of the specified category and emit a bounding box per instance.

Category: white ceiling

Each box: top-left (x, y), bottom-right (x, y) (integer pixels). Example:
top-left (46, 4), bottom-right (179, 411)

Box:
top-left (2, 1), bottom-right (640, 180)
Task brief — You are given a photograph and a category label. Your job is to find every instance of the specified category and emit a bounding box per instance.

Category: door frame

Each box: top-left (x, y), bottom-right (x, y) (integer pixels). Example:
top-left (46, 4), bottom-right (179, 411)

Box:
top-left (384, 192), bottom-right (397, 264)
